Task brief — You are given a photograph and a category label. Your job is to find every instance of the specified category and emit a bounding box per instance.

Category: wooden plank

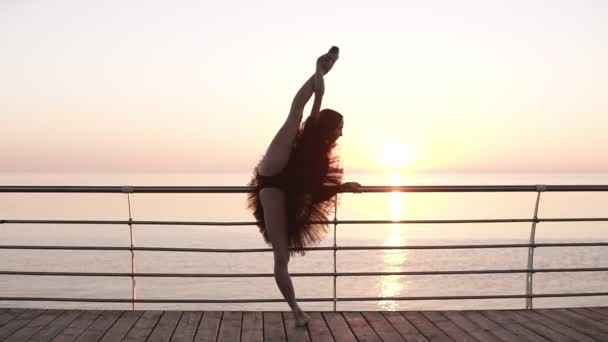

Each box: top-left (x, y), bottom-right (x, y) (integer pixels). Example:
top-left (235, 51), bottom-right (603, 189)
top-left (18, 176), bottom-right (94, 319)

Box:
top-left (401, 311), bottom-right (451, 342)
top-left (503, 310), bottom-right (576, 342)
top-left (0, 311), bottom-right (12, 326)
top-left (537, 308), bottom-right (608, 340)
top-left (122, 310), bottom-right (164, 342)
top-left (322, 312), bottom-right (356, 342)
top-left (381, 312), bottom-right (428, 342)
top-left (461, 310), bottom-right (521, 342)
top-left (170, 311), bottom-right (202, 342)
top-left (559, 308), bottom-right (608, 332)
top-left (73, 310), bottom-right (123, 342)
top-left (52, 310), bottom-right (103, 342)
top-left (147, 310), bottom-right (183, 342)
top-left (342, 312), bottom-right (380, 342)
top-left (481, 310), bottom-right (551, 342)
top-left (306, 312), bottom-right (333, 342)
top-left (241, 311), bottom-right (263, 342)
top-left (98, 311), bottom-right (143, 342)
top-left (194, 311), bottom-right (222, 342)
top-left (587, 307), bottom-right (608, 318)
top-left (568, 308), bottom-right (608, 326)
top-left (0, 309), bottom-right (26, 326)
top-left (0, 309), bottom-right (24, 314)
top-left (217, 311), bottom-right (242, 342)
top-left (0, 309), bottom-right (45, 340)
top-left (5, 308), bottom-right (608, 342)
top-left (361, 311), bottom-right (404, 341)
top-left (421, 311), bottom-right (475, 342)
top-left (263, 311), bottom-right (286, 342)
top-left (28, 310), bottom-right (83, 342)
top-left (283, 312), bottom-right (311, 342)
top-left (4, 309), bottom-right (63, 342)
top-left (441, 310), bottom-right (499, 342)
top-left (0, 309), bottom-right (26, 315)
top-left (517, 310), bottom-right (597, 342)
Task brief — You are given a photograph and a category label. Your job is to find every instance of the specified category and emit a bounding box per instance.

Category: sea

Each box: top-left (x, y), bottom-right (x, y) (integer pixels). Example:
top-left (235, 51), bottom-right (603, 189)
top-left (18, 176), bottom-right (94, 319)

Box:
top-left (1, 171), bottom-right (607, 311)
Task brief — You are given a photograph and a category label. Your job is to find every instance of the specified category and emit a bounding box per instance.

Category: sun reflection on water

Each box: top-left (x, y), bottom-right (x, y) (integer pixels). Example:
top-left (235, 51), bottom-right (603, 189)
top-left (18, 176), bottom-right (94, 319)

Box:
top-left (379, 172), bottom-right (410, 310)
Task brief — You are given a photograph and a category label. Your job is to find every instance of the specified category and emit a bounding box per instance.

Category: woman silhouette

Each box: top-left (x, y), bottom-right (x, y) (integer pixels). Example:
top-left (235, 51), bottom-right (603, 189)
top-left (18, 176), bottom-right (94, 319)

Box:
top-left (247, 46), bottom-right (361, 326)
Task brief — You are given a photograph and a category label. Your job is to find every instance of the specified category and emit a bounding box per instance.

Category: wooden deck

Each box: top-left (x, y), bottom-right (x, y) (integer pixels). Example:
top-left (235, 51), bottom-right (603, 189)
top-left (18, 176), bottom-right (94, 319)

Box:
top-left (0, 307), bottom-right (607, 341)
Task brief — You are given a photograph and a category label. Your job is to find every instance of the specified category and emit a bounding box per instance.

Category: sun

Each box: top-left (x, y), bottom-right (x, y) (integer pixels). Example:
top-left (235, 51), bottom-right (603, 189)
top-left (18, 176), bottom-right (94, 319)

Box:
top-left (377, 143), bottom-right (420, 169)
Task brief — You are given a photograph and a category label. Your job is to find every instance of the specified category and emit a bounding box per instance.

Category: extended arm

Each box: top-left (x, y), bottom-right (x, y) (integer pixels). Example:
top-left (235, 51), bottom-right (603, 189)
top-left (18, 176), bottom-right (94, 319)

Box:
top-left (313, 182), bottom-right (362, 203)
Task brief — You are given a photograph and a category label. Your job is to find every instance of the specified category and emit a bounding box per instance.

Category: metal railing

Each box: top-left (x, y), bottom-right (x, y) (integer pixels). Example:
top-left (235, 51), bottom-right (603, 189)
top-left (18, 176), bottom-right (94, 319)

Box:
top-left (1, 184), bottom-right (608, 311)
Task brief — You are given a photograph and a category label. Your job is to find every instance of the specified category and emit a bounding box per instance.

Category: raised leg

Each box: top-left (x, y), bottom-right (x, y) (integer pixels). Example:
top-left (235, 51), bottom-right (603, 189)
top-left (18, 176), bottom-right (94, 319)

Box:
top-left (257, 121), bottom-right (299, 176)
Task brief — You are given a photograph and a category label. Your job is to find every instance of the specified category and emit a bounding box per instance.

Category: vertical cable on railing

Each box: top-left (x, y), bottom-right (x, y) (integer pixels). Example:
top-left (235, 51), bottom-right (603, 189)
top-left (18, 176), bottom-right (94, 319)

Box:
top-left (122, 186), bottom-right (137, 311)
top-left (332, 193), bottom-right (338, 312)
top-left (526, 185), bottom-right (545, 309)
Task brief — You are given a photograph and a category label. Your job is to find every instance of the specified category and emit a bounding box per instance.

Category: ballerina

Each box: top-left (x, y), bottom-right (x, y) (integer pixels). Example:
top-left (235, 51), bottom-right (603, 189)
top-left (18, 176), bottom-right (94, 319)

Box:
top-left (247, 46), bottom-right (361, 326)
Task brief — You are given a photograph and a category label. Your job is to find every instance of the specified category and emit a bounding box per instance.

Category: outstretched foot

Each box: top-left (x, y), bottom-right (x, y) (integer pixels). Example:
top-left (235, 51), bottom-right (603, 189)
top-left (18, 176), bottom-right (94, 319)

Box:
top-left (294, 309), bottom-right (311, 327)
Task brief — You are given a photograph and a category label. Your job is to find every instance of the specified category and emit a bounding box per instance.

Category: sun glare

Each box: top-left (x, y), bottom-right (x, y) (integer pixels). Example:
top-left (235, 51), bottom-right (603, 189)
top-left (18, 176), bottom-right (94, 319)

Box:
top-left (377, 143), bottom-right (420, 170)
top-left (389, 173), bottom-right (402, 186)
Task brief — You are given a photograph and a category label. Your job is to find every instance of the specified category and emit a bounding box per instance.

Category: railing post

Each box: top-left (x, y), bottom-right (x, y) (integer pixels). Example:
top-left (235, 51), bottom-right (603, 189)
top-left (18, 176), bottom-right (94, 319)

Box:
top-left (333, 193), bottom-right (338, 312)
top-left (526, 185), bottom-right (545, 309)
top-left (122, 186), bottom-right (137, 311)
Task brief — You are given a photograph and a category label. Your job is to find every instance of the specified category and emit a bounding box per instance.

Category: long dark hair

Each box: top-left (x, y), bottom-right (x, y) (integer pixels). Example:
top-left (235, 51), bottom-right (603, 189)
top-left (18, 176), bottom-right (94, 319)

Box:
top-left (283, 109), bottom-right (344, 192)
top-left (247, 109), bottom-right (344, 256)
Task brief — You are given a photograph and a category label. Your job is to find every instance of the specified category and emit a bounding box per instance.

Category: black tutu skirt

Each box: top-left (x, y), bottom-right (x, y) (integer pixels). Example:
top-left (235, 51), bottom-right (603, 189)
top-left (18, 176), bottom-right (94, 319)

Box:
top-left (246, 159), bottom-right (343, 256)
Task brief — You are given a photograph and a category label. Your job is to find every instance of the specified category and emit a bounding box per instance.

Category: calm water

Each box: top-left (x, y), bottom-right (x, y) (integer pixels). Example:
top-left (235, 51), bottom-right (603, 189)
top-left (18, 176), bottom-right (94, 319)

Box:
top-left (1, 171), bottom-right (607, 311)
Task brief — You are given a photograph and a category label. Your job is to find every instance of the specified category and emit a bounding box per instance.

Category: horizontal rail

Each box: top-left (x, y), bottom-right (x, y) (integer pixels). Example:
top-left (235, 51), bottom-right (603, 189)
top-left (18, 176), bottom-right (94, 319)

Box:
top-left (2, 183), bottom-right (607, 310)
top-left (3, 218), bottom-right (608, 226)
top-left (1, 242), bottom-right (607, 252)
top-left (2, 185), bottom-right (608, 193)
top-left (2, 292), bottom-right (608, 303)
top-left (2, 268), bottom-right (607, 277)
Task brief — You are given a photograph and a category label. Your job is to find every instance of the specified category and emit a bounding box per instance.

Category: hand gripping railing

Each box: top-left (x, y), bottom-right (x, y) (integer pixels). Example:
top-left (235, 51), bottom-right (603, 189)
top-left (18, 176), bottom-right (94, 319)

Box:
top-left (1, 184), bottom-right (608, 311)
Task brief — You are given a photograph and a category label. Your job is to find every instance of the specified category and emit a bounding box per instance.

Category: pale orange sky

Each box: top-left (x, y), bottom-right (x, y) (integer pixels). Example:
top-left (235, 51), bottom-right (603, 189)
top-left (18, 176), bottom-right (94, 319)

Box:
top-left (1, 0), bottom-right (607, 173)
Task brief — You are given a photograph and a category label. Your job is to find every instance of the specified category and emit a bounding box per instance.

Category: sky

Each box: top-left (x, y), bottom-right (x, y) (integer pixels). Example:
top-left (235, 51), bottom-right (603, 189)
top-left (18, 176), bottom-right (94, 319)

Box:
top-left (1, 0), bottom-right (607, 174)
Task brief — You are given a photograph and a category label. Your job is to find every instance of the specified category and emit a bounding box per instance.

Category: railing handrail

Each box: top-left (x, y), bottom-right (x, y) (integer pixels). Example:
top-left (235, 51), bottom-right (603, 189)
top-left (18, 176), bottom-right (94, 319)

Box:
top-left (1, 183), bottom-right (607, 310)
top-left (3, 267), bottom-right (608, 277)
top-left (3, 218), bottom-right (608, 226)
top-left (2, 184), bottom-right (608, 193)
top-left (3, 292), bottom-right (608, 304)
top-left (1, 242), bottom-right (608, 252)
